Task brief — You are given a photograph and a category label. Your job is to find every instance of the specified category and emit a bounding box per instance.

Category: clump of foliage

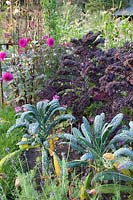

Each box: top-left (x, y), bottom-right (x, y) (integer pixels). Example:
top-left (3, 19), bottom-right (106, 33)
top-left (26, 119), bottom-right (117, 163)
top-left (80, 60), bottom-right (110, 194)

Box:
top-left (60, 112), bottom-right (133, 199)
top-left (40, 31), bottom-right (133, 121)
top-left (85, 0), bottom-right (130, 12)
top-left (7, 99), bottom-right (75, 175)
top-left (0, 106), bottom-right (22, 158)
top-left (40, 31), bottom-right (105, 119)
top-left (3, 38), bottom-right (66, 106)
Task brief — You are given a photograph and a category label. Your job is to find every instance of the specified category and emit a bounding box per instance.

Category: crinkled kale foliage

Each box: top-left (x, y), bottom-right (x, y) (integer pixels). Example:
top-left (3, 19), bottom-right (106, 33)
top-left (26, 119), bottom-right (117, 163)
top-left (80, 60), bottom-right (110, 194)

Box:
top-left (40, 31), bottom-right (133, 121)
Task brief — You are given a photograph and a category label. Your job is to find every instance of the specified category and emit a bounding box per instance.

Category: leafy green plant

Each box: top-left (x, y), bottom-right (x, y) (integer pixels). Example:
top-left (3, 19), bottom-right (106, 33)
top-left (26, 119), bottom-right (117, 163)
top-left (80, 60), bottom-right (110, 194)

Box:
top-left (85, 0), bottom-right (130, 12)
top-left (0, 106), bottom-right (22, 158)
top-left (60, 112), bottom-right (133, 200)
top-left (7, 99), bottom-right (75, 174)
top-left (82, 10), bottom-right (133, 49)
top-left (60, 113), bottom-right (126, 166)
top-left (15, 170), bottom-right (40, 200)
top-left (41, 0), bottom-right (86, 43)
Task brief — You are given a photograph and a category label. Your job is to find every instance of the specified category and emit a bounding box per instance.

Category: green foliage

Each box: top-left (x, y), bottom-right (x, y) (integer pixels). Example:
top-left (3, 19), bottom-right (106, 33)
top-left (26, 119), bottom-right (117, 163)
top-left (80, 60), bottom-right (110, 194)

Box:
top-left (84, 102), bottom-right (104, 117)
top-left (0, 106), bottom-right (22, 159)
top-left (41, 156), bottom-right (82, 200)
top-left (95, 184), bottom-right (133, 194)
top-left (15, 171), bottom-right (40, 200)
top-left (7, 99), bottom-right (75, 147)
top-left (60, 113), bottom-right (126, 166)
top-left (91, 171), bottom-right (133, 196)
top-left (41, 0), bottom-right (86, 43)
top-left (7, 99), bottom-right (75, 175)
top-left (85, 0), bottom-right (130, 12)
top-left (82, 10), bottom-right (133, 49)
top-left (0, 151), bottom-right (25, 199)
top-left (92, 171), bottom-right (133, 185)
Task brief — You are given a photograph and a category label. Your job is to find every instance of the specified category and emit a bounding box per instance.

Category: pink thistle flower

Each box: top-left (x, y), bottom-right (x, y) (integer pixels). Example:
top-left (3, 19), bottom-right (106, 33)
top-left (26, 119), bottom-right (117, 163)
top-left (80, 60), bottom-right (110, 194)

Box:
top-left (3, 72), bottom-right (13, 82)
top-left (18, 38), bottom-right (27, 48)
top-left (0, 51), bottom-right (7, 61)
top-left (52, 95), bottom-right (59, 100)
top-left (47, 37), bottom-right (54, 47)
top-left (15, 106), bottom-right (22, 113)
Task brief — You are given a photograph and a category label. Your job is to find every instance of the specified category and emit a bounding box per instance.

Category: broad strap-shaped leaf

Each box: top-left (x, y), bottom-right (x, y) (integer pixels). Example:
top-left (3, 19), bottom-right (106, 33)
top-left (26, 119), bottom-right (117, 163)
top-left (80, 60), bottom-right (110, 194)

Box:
top-left (101, 113), bottom-right (123, 143)
top-left (80, 152), bottom-right (95, 161)
top-left (44, 99), bottom-right (60, 117)
top-left (20, 111), bottom-right (37, 122)
top-left (94, 113), bottom-right (105, 136)
top-left (43, 106), bottom-right (66, 125)
top-left (129, 121), bottom-right (133, 131)
top-left (7, 122), bottom-right (27, 136)
top-left (82, 117), bottom-right (92, 139)
top-left (22, 104), bottom-right (37, 113)
top-left (118, 160), bottom-right (133, 171)
top-left (66, 160), bottom-right (88, 168)
top-left (72, 128), bottom-right (89, 148)
top-left (36, 100), bottom-right (48, 111)
top-left (50, 151), bottom-right (62, 177)
top-left (114, 148), bottom-right (133, 160)
top-left (108, 132), bottom-right (133, 146)
top-left (91, 171), bottom-right (133, 185)
top-left (60, 133), bottom-right (77, 143)
top-left (95, 184), bottom-right (133, 194)
top-left (79, 136), bottom-right (99, 158)
top-left (72, 127), bottom-right (83, 138)
top-left (81, 123), bottom-right (91, 144)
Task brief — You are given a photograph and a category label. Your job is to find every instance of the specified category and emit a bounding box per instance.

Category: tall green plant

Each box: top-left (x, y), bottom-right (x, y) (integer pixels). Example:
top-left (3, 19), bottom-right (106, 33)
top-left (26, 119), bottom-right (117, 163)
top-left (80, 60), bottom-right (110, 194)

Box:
top-left (7, 99), bottom-right (75, 174)
top-left (41, 0), bottom-right (60, 41)
top-left (60, 113), bottom-right (126, 166)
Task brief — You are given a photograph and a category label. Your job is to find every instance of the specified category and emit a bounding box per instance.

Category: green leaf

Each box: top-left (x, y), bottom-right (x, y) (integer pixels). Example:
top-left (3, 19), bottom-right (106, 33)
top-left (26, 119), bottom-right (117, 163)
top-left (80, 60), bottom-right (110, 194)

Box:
top-left (91, 171), bottom-right (133, 185)
top-left (66, 160), bottom-right (88, 168)
top-left (44, 106), bottom-right (66, 125)
top-left (82, 117), bottom-right (92, 139)
top-left (118, 160), bottom-right (133, 171)
top-left (61, 133), bottom-right (77, 143)
top-left (95, 184), bottom-right (133, 194)
top-left (20, 111), bottom-right (36, 121)
top-left (114, 148), bottom-right (133, 160)
top-left (72, 127), bottom-right (83, 138)
top-left (94, 113), bottom-right (105, 136)
top-left (81, 123), bottom-right (91, 143)
top-left (109, 132), bottom-right (133, 145)
top-left (7, 122), bottom-right (26, 136)
top-left (80, 152), bottom-right (95, 161)
top-left (101, 113), bottom-right (123, 142)
top-left (23, 104), bottom-right (36, 112)
top-left (129, 121), bottom-right (133, 131)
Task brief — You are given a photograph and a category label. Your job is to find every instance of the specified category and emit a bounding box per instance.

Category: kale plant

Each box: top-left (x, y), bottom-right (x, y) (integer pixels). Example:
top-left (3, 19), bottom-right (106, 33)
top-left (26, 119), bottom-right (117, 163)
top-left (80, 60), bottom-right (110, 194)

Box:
top-left (40, 31), bottom-right (133, 121)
